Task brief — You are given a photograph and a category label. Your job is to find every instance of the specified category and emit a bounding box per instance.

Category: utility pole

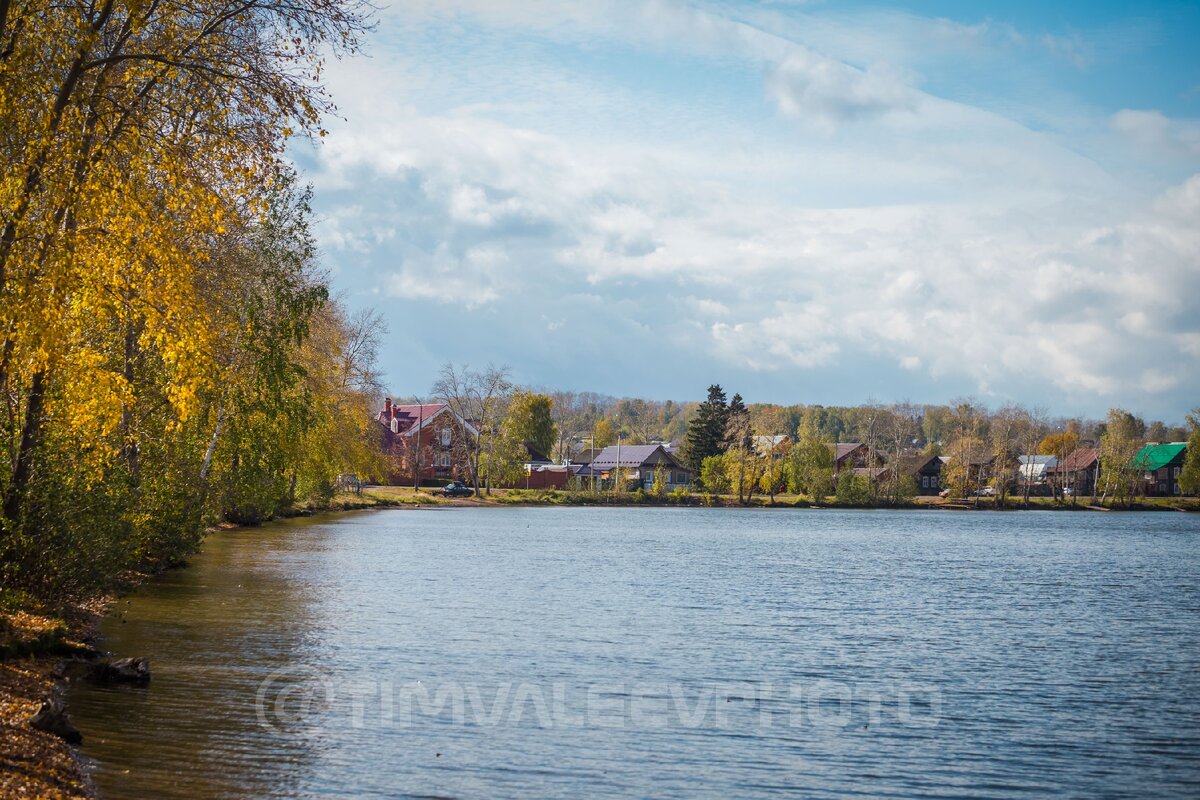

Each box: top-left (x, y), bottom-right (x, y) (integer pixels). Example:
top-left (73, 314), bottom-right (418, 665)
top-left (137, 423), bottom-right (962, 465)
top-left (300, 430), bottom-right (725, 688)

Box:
top-left (616, 432), bottom-right (622, 494)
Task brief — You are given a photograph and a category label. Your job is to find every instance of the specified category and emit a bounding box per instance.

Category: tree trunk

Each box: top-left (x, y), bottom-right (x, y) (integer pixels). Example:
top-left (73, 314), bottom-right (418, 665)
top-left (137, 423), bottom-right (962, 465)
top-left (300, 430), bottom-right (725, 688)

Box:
top-left (121, 319), bottom-right (140, 486)
top-left (3, 369), bottom-right (47, 525)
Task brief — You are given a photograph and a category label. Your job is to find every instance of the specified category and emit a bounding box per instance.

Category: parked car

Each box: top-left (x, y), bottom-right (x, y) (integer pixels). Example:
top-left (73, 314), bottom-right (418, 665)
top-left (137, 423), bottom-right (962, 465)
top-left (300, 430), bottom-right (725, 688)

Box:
top-left (437, 481), bottom-right (474, 498)
top-left (1061, 487), bottom-right (1074, 497)
top-left (972, 486), bottom-right (996, 497)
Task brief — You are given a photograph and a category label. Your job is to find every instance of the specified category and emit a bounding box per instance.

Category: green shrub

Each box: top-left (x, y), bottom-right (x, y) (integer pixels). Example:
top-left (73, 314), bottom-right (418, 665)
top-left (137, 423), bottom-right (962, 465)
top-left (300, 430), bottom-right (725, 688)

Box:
top-left (700, 455), bottom-right (730, 495)
top-left (652, 465), bottom-right (668, 497)
top-left (835, 471), bottom-right (871, 505)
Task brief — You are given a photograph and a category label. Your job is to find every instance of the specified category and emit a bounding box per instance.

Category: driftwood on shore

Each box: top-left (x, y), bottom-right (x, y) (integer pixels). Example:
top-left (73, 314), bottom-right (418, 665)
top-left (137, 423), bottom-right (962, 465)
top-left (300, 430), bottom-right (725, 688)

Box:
top-left (88, 656), bottom-right (151, 686)
top-left (29, 694), bottom-right (82, 744)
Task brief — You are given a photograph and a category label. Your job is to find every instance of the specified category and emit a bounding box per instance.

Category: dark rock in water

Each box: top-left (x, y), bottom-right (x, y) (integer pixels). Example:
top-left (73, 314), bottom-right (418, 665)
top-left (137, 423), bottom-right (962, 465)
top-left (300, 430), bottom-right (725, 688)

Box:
top-left (29, 696), bottom-right (82, 744)
top-left (92, 656), bottom-right (151, 685)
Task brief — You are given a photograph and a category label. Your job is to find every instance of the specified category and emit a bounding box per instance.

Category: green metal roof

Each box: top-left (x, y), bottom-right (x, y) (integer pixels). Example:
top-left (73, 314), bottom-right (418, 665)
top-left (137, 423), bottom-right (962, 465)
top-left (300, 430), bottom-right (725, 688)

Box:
top-left (1130, 442), bottom-right (1187, 470)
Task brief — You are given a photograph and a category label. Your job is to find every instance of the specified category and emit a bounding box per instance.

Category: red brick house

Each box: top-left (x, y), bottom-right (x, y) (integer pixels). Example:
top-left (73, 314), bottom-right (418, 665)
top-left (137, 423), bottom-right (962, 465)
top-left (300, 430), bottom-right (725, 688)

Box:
top-left (377, 399), bottom-right (478, 485)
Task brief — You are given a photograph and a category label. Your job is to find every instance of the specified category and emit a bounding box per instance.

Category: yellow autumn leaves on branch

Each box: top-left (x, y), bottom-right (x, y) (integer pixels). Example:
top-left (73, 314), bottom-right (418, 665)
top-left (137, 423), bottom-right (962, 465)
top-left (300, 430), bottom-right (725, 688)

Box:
top-left (0, 1), bottom-right (382, 603)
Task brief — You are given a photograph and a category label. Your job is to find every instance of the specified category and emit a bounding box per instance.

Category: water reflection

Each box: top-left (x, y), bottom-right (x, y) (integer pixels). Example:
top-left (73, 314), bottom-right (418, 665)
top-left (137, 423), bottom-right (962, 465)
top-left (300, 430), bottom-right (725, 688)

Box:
top-left (70, 508), bottom-right (1200, 798)
top-left (70, 517), bottom-right (341, 798)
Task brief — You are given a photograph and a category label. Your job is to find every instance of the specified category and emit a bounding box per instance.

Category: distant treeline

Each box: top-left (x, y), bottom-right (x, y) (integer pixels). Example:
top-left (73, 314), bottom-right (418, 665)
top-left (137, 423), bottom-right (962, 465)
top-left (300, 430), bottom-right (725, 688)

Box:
top-left (396, 379), bottom-right (1200, 507)
top-left (395, 386), bottom-right (1191, 456)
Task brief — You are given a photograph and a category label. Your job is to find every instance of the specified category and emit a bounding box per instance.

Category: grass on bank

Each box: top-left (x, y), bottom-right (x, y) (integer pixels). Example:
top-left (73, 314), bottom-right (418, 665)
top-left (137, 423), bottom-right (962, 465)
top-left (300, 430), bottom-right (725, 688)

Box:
top-left (362, 485), bottom-right (1200, 512)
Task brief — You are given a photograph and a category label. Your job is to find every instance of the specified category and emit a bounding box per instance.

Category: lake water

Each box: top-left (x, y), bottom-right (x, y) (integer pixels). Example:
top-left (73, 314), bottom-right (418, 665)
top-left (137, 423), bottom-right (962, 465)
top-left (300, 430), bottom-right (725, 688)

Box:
top-left (68, 507), bottom-right (1200, 798)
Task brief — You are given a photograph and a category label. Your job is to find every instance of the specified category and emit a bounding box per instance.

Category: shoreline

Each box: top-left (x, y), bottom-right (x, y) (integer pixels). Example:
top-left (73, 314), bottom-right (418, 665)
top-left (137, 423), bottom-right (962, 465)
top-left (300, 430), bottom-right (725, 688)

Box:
top-left (0, 602), bottom-right (104, 799)
top-left (0, 494), bottom-right (417, 800)
top-left (361, 486), bottom-right (1200, 513)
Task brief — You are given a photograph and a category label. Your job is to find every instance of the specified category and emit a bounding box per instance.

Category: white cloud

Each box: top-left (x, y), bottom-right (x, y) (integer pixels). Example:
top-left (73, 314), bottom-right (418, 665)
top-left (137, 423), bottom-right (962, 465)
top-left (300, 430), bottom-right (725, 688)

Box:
top-left (1141, 369), bottom-right (1179, 394)
top-left (1180, 333), bottom-right (1200, 358)
top-left (712, 312), bottom-right (840, 371)
top-left (687, 297), bottom-right (730, 318)
top-left (299, 0), bottom-right (1200, 417)
top-left (765, 50), bottom-right (917, 129)
top-left (1111, 109), bottom-right (1200, 158)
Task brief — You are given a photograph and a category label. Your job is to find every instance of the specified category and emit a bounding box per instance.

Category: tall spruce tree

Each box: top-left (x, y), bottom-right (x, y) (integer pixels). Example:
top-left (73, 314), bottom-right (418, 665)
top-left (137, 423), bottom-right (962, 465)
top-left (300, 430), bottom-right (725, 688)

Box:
top-left (684, 385), bottom-right (730, 475)
top-left (725, 393), bottom-right (749, 447)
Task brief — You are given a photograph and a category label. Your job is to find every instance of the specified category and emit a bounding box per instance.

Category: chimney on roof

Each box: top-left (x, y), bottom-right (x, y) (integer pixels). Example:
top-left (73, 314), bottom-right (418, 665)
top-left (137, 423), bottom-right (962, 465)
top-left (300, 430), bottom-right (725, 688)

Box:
top-left (384, 397), bottom-right (394, 420)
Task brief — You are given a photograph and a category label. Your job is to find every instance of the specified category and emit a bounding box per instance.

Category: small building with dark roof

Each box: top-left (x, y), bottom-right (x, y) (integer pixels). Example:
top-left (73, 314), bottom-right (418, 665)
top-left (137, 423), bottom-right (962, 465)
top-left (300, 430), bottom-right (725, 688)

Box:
top-left (573, 444), bottom-right (692, 491)
top-left (895, 454), bottom-right (944, 495)
top-left (1049, 447), bottom-right (1100, 495)
top-left (832, 443), bottom-right (884, 472)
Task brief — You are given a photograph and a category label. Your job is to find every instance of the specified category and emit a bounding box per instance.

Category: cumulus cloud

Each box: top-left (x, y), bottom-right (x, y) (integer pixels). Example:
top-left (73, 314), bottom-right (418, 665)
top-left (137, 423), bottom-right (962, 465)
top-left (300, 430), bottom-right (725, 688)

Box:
top-left (765, 50), bottom-right (917, 129)
top-left (299, 0), bottom-right (1200, 418)
top-left (1111, 109), bottom-right (1200, 158)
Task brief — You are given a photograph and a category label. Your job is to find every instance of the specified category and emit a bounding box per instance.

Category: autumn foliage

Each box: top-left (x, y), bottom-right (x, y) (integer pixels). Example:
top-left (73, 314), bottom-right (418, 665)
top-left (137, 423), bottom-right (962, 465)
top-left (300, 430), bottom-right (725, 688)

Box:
top-left (0, 1), bottom-right (380, 604)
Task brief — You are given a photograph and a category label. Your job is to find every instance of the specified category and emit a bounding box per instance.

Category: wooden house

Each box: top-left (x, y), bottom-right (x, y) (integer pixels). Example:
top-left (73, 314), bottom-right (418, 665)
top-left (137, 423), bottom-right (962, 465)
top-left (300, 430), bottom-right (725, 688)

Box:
top-left (895, 454), bottom-right (944, 495)
top-left (1130, 443), bottom-right (1188, 496)
top-left (1049, 447), bottom-right (1099, 495)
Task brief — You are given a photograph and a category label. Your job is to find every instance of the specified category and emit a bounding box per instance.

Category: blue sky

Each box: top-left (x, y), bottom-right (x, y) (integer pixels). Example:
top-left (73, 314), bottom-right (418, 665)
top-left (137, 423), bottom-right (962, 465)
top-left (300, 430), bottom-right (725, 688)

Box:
top-left (292, 0), bottom-right (1200, 421)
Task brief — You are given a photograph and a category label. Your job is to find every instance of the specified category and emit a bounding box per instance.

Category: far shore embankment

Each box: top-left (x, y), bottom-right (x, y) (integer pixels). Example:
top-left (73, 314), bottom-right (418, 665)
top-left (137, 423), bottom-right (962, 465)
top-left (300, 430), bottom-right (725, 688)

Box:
top-left (360, 485), bottom-right (1200, 513)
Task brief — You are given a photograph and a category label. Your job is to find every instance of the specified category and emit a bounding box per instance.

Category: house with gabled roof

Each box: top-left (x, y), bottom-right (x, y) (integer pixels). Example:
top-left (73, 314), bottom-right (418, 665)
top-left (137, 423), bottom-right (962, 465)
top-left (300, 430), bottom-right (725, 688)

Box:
top-left (572, 444), bottom-right (692, 491)
top-left (377, 398), bottom-right (478, 484)
top-left (1018, 455), bottom-right (1057, 485)
top-left (832, 442), bottom-right (884, 472)
top-left (524, 443), bottom-right (553, 465)
top-left (895, 454), bottom-right (944, 495)
top-left (1130, 442), bottom-right (1188, 496)
top-left (1049, 447), bottom-right (1100, 495)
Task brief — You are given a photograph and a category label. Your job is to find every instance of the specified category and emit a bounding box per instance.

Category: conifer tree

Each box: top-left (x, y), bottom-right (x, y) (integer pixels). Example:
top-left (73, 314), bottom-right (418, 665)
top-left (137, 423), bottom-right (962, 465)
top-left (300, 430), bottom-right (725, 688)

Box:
top-left (683, 385), bottom-right (730, 475)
